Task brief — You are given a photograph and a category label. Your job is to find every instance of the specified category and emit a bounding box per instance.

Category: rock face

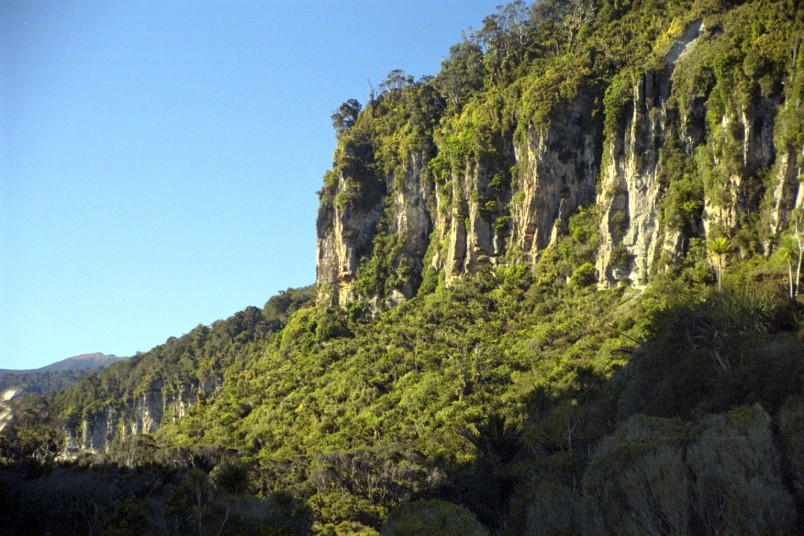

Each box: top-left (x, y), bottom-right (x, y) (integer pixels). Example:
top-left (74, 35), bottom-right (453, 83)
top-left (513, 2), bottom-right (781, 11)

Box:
top-left (442, 91), bottom-right (601, 283)
top-left (56, 307), bottom-right (268, 459)
top-left (596, 66), bottom-right (686, 287)
top-left (388, 152), bottom-right (435, 293)
top-left (315, 180), bottom-right (384, 307)
top-left (316, 134), bottom-right (388, 307)
top-left (770, 144), bottom-right (804, 236)
top-left (586, 22), bottom-right (709, 287)
top-left (53, 6), bottom-right (802, 461)
top-left (595, 19), bottom-right (802, 286)
top-left (315, 90), bottom-right (604, 301)
top-left (315, 17), bottom-right (802, 302)
top-left (61, 376), bottom-right (221, 457)
top-left (510, 92), bottom-right (601, 262)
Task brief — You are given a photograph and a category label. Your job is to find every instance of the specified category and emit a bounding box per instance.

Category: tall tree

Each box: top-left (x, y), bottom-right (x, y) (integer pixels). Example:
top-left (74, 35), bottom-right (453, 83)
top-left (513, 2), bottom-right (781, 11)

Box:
top-left (331, 99), bottom-right (362, 137)
top-left (436, 36), bottom-right (485, 110)
top-left (379, 69), bottom-right (414, 93)
top-left (478, 0), bottom-right (531, 75)
top-left (778, 233), bottom-right (800, 298)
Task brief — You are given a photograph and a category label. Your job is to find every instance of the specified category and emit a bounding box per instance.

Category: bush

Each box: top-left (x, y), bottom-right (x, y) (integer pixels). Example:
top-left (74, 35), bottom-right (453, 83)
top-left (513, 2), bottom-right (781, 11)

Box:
top-left (582, 416), bottom-right (690, 536)
top-left (686, 405), bottom-right (796, 536)
top-left (380, 500), bottom-right (487, 536)
top-left (315, 309), bottom-right (352, 341)
top-left (570, 262), bottom-right (597, 288)
top-left (777, 395), bottom-right (804, 504)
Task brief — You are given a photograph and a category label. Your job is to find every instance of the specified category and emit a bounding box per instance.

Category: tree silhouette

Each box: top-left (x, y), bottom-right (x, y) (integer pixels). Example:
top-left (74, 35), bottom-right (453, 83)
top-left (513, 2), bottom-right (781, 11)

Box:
top-left (331, 99), bottom-right (361, 137)
top-left (461, 414), bottom-right (521, 467)
top-left (379, 69), bottom-right (414, 93)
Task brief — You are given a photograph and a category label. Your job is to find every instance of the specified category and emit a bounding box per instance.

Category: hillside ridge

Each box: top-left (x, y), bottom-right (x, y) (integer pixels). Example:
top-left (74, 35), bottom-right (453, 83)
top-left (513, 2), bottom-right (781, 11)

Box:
top-left (0, 352), bottom-right (123, 375)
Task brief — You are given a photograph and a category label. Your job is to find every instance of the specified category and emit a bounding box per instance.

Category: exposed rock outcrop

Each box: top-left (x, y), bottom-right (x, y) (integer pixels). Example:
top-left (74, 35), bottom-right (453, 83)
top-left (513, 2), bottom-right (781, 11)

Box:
top-left (769, 144), bottom-right (804, 235)
top-left (315, 17), bottom-right (802, 301)
top-left (596, 22), bottom-right (703, 287)
top-left (315, 175), bottom-right (385, 307)
top-left (596, 68), bottom-right (678, 287)
top-left (511, 92), bottom-right (601, 263)
top-left (61, 376), bottom-right (221, 458)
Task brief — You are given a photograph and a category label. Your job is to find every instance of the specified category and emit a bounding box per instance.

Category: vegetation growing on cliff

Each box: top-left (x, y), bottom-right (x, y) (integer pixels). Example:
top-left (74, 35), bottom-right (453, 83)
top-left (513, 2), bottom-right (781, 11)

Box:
top-left (316, 0), bottom-right (801, 309)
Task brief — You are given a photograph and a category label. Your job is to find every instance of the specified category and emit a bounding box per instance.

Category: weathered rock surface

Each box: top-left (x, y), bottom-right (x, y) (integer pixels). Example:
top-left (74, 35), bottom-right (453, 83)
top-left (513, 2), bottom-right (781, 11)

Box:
top-left (61, 376), bottom-right (221, 457)
top-left (314, 17), bottom-right (801, 301)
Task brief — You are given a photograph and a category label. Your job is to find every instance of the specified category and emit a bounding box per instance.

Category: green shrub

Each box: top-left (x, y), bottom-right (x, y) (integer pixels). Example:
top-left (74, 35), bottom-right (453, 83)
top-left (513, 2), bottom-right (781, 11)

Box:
top-left (570, 262), bottom-right (597, 288)
top-left (380, 500), bottom-right (487, 536)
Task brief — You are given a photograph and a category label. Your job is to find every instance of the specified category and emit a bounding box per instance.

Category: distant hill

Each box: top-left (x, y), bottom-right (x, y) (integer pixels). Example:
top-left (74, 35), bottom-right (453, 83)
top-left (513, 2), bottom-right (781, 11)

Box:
top-left (36, 352), bottom-right (125, 373)
top-left (0, 352), bottom-right (124, 375)
top-left (0, 353), bottom-right (126, 394)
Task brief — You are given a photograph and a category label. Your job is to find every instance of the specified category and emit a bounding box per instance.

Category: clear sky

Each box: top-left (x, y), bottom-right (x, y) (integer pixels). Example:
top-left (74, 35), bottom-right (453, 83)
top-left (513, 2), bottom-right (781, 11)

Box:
top-left (1, 0), bottom-right (501, 370)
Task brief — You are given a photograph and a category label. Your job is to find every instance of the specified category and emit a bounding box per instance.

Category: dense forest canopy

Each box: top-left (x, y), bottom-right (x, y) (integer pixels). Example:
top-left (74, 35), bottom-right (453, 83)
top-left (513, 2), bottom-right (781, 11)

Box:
top-left (1, 0), bottom-right (803, 534)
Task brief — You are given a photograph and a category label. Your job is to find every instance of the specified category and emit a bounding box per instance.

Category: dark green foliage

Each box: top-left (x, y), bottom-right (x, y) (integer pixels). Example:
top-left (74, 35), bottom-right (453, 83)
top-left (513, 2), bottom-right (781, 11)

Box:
top-left (331, 123), bottom-right (385, 213)
top-left (53, 303), bottom-right (280, 423)
top-left (0, 456), bottom-right (311, 536)
top-left (212, 459), bottom-right (253, 496)
top-left (314, 308), bottom-right (352, 342)
top-left (618, 283), bottom-right (803, 420)
top-left (461, 414), bottom-right (522, 467)
top-left (660, 138), bottom-right (705, 234)
top-left (0, 394), bottom-right (63, 462)
top-left (262, 286), bottom-right (316, 332)
top-left (686, 405), bottom-right (796, 535)
top-left (0, 369), bottom-right (98, 395)
top-left (570, 262), bottom-right (596, 287)
top-left (603, 70), bottom-right (634, 141)
top-left (104, 497), bottom-right (148, 536)
top-left (578, 404), bottom-right (798, 535)
top-left (435, 38), bottom-right (485, 111)
top-left (456, 414), bottom-right (522, 528)
top-left (381, 499), bottom-right (487, 536)
top-left (582, 419), bottom-right (691, 535)
top-left (331, 99), bottom-right (361, 137)
top-left (352, 232), bottom-right (404, 300)
top-left (160, 262), bottom-right (662, 529)
top-left (777, 395), bottom-right (804, 505)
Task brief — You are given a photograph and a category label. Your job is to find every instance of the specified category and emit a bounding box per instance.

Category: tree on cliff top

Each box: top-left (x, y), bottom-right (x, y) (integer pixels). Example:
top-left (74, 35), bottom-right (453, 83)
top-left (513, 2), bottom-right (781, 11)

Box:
top-left (331, 99), bottom-right (362, 137)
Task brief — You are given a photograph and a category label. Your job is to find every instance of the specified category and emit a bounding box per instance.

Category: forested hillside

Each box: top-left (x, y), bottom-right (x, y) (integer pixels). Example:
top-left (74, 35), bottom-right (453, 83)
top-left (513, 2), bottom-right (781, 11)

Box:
top-left (1, 0), bottom-right (802, 534)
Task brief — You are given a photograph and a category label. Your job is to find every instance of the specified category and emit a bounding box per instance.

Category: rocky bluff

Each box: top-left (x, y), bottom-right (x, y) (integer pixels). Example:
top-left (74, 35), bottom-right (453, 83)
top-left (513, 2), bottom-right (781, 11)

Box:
top-left (317, 11), bottom-right (802, 307)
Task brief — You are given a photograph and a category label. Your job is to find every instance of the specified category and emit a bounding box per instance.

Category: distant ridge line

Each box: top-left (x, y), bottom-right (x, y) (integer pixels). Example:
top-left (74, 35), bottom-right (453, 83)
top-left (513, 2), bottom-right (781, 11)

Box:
top-left (0, 352), bottom-right (126, 375)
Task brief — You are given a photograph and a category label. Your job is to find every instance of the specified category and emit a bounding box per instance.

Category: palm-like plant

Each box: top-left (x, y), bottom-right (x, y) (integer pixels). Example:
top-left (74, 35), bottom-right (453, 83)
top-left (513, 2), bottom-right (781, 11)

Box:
top-left (778, 234), bottom-right (799, 298)
top-left (707, 236), bottom-right (732, 291)
top-left (778, 214), bottom-right (803, 298)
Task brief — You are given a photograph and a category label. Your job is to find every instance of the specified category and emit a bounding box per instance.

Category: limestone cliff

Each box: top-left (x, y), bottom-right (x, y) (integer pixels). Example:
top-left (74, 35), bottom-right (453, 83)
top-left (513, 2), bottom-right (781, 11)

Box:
top-left (315, 85), bottom-right (605, 303)
top-left (316, 129), bottom-right (389, 307)
top-left (316, 9), bottom-right (802, 304)
top-left (54, 0), bottom-right (803, 461)
top-left (57, 306), bottom-right (273, 458)
top-left (61, 376), bottom-right (221, 457)
top-left (511, 91), bottom-right (602, 261)
top-left (596, 22), bottom-right (703, 287)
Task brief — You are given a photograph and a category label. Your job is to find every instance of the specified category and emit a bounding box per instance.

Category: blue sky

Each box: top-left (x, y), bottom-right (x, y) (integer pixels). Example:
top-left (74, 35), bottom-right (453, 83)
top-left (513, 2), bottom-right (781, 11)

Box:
top-left (1, 1), bottom-right (501, 369)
